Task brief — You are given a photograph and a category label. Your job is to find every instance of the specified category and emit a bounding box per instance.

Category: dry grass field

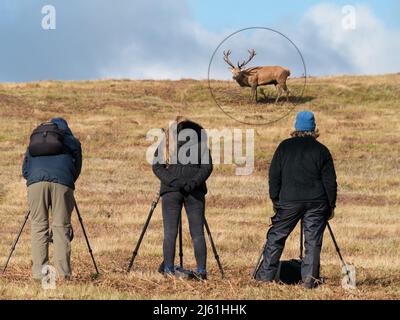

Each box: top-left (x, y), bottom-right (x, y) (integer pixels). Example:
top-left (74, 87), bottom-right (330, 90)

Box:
top-left (0, 74), bottom-right (399, 299)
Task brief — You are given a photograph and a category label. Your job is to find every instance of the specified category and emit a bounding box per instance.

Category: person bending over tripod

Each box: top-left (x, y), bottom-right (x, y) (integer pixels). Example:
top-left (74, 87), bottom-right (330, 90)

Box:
top-left (152, 117), bottom-right (212, 280)
top-left (22, 118), bottom-right (82, 281)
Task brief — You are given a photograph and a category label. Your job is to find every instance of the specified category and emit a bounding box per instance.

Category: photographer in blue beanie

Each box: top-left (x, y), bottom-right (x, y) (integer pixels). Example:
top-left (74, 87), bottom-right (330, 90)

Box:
top-left (255, 111), bottom-right (337, 289)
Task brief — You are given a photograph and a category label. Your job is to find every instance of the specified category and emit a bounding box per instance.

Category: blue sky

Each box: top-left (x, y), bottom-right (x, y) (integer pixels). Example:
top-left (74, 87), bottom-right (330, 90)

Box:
top-left (0, 0), bottom-right (399, 82)
top-left (188, 0), bottom-right (400, 31)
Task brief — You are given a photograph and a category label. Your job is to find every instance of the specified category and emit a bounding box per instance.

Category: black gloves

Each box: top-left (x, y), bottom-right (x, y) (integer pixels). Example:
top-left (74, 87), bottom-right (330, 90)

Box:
top-left (170, 179), bottom-right (197, 194)
top-left (183, 180), bottom-right (197, 193)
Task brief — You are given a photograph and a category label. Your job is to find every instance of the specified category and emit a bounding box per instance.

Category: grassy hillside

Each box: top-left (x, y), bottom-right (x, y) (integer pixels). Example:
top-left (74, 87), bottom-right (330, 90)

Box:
top-left (0, 74), bottom-right (399, 299)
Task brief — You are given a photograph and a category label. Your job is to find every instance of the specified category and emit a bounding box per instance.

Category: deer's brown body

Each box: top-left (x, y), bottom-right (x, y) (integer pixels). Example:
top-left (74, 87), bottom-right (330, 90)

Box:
top-left (223, 49), bottom-right (291, 103)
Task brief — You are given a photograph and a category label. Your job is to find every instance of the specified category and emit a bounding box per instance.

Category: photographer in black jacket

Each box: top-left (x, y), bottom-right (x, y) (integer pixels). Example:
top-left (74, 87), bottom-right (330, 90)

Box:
top-left (256, 111), bottom-right (337, 288)
top-left (152, 117), bottom-right (212, 280)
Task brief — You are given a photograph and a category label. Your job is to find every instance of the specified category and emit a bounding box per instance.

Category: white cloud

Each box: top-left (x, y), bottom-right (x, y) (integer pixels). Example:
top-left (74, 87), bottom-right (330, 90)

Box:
top-left (62, 2), bottom-right (400, 79)
top-left (298, 3), bottom-right (400, 75)
top-left (99, 18), bottom-right (218, 80)
top-left (0, 1), bottom-right (399, 81)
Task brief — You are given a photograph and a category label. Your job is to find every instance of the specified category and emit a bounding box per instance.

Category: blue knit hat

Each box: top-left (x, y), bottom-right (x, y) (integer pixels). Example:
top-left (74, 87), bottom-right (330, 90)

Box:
top-left (294, 111), bottom-right (316, 131)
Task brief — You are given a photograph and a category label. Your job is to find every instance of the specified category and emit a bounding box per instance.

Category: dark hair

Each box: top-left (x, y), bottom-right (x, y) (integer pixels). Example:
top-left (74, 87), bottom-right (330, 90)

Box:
top-left (163, 116), bottom-right (205, 164)
top-left (177, 120), bottom-right (203, 138)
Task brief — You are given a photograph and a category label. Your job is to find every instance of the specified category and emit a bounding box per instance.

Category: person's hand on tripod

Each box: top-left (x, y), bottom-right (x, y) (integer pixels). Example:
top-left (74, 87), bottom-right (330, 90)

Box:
top-left (328, 207), bottom-right (335, 220)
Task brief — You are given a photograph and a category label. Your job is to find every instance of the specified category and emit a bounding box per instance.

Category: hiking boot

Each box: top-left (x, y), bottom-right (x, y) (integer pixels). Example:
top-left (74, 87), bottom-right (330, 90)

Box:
top-left (174, 267), bottom-right (195, 280)
top-left (158, 261), bottom-right (165, 275)
top-left (193, 272), bottom-right (207, 281)
top-left (162, 265), bottom-right (175, 278)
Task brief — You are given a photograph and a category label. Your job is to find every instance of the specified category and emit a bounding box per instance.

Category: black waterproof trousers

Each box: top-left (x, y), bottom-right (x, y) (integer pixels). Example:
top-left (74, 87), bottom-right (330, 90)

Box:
top-left (256, 202), bottom-right (329, 284)
top-left (162, 191), bottom-right (207, 272)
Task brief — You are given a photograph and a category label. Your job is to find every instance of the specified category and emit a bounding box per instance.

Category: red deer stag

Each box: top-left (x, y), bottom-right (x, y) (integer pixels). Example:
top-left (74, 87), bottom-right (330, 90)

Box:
top-left (223, 49), bottom-right (291, 103)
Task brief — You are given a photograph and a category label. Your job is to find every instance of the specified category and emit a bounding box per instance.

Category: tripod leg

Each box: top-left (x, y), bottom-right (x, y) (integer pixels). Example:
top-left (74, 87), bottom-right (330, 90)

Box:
top-left (204, 218), bottom-right (224, 279)
top-left (326, 222), bottom-right (354, 286)
top-left (2, 210), bottom-right (30, 274)
top-left (74, 202), bottom-right (100, 275)
top-left (299, 220), bottom-right (304, 260)
top-left (252, 241), bottom-right (266, 279)
top-left (327, 223), bottom-right (348, 270)
top-left (127, 194), bottom-right (160, 272)
top-left (178, 212), bottom-right (183, 268)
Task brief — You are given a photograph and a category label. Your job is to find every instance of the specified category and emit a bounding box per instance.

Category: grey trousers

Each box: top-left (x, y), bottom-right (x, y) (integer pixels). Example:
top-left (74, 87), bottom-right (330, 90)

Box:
top-left (162, 191), bottom-right (207, 273)
top-left (28, 181), bottom-right (75, 279)
top-left (256, 202), bottom-right (329, 284)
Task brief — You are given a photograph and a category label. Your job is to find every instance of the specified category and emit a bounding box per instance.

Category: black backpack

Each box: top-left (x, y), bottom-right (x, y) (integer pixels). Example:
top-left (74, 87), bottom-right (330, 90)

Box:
top-left (254, 257), bottom-right (302, 285)
top-left (274, 259), bottom-right (302, 284)
top-left (253, 223), bottom-right (305, 285)
top-left (29, 122), bottom-right (65, 157)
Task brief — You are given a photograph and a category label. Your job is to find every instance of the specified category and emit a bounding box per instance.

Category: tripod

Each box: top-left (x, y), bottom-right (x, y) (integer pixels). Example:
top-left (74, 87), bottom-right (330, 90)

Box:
top-left (127, 192), bottom-right (225, 278)
top-left (2, 200), bottom-right (99, 275)
top-left (2, 210), bottom-right (30, 274)
top-left (74, 201), bottom-right (100, 275)
top-left (253, 219), bottom-right (349, 281)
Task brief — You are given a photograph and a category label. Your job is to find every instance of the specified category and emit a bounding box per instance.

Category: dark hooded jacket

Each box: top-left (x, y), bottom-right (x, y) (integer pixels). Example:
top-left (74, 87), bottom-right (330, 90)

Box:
top-left (152, 120), bottom-right (213, 197)
top-left (22, 118), bottom-right (82, 190)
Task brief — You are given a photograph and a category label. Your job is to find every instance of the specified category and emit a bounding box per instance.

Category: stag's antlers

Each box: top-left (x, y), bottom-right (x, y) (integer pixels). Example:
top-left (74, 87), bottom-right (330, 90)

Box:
top-left (223, 50), bottom-right (235, 68)
top-left (238, 49), bottom-right (256, 68)
top-left (223, 49), bottom-right (257, 69)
